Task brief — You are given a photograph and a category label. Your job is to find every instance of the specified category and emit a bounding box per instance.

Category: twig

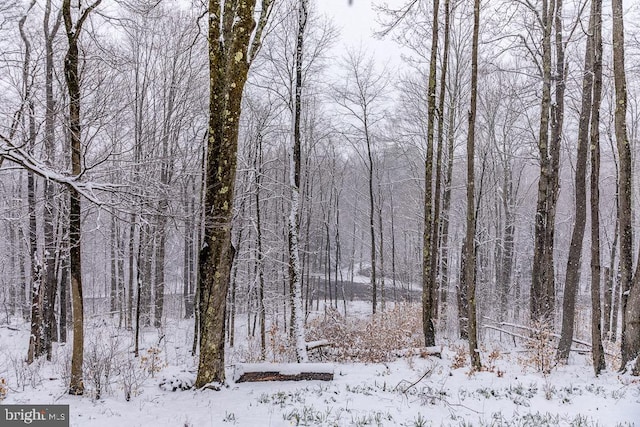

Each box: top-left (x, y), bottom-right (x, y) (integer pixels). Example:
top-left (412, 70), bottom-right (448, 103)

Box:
top-left (396, 366), bottom-right (434, 394)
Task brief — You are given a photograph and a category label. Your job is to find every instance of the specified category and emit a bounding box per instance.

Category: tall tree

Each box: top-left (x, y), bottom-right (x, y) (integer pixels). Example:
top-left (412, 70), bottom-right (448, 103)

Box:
top-left (589, 0), bottom-right (605, 375)
top-left (613, 0), bottom-right (638, 370)
top-left (42, 0), bottom-right (62, 360)
top-left (196, 0), bottom-right (273, 388)
top-left (531, 0), bottom-right (558, 324)
top-left (431, 0), bottom-right (451, 323)
top-left (422, 0), bottom-right (440, 348)
top-left (465, 0), bottom-right (481, 371)
top-left (288, 0), bottom-right (309, 363)
top-left (17, 0), bottom-right (44, 365)
top-left (557, 0), bottom-right (593, 364)
top-left (334, 49), bottom-right (387, 316)
top-left (62, 0), bottom-right (102, 395)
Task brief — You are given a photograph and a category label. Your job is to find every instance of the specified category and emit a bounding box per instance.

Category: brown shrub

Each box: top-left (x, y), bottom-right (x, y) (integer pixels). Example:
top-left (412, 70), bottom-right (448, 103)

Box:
top-left (306, 304), bottom-right (424, 363)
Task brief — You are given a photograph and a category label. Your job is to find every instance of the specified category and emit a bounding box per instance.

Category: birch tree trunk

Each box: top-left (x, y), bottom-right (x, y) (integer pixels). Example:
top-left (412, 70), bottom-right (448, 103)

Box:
top-left (288, 0), bottom-right (309, 363)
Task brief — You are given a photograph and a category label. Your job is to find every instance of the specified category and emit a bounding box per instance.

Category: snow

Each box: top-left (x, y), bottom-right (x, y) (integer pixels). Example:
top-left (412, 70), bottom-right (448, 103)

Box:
top-left (233, 363), bottom-right (335, 380)
top-left (1, 316), bottom-right (639, 426)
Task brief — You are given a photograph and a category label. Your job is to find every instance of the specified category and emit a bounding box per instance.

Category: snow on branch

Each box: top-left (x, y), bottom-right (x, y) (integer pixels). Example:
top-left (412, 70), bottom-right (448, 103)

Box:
top-left (1, 136), bottom-right (123, 206)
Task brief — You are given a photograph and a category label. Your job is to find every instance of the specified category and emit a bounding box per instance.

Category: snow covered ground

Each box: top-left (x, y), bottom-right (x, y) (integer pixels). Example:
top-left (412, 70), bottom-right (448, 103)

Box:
top-left (1, 310), bottom-right (639, 426)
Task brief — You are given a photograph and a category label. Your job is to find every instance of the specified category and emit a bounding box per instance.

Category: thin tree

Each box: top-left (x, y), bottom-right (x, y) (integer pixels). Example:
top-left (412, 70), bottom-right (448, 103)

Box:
top-left (531, 0), bottom-right (558, 324)
top-left (557, 0), bottom-right (593, 364)
top-left (422, 0), bottom-right (440, 348)
top-left (613, 0), bottom-right (639, 370)
top-left (17, 0), bottom-right (44, 365)
top-left (589, 0), bottom-right (605, 375)
top-left (62, 0), bottom-right (102, 395)
top-left (431, 0), bottom-right (451, 323)
top-left (464, 0), bottom-right (481, 371)
top-left (42, 0), bottom-right (62, 360)
top-left (334, 49), bottom-right (387, 316)
top-left (288, 0), bottom-right (309, 362)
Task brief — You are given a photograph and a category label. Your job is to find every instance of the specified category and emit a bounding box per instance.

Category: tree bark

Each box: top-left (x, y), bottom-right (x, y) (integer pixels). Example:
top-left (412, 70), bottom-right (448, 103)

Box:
top-left (589, 0), bottom-right (605, 375)
top-left (288, 0), bottom-right (309, 362)
top-left (557, 0), bottom-right (592, 364)
top-left (531, 0), bottom-right (557, 324)
top-left (42, 0), bottom-right (62, 361)
top-left (431, 0), bottom-right (451, 324)
top-left (63, 0), bottom-right (102, 395)
top-left (196, 0), bottom-right (273, 387)
top-left (422, 0), bottom-right (440, 348)
top-left (612, 0), bottom-right (638, 369)
top-left (465, 0), bottom-right (481, 371)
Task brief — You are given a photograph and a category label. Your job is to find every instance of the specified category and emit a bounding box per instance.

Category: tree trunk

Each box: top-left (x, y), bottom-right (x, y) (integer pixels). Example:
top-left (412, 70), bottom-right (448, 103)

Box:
top-left (612, 0), bottom-right (638, 369)
top-left (110, 212), bottom-right (118, 316)
top-left (439, 55), bottom-right (458, 320)
top-left (255, 131), bottom-right (266, 359)
top-left (557, 0), bottom-right (592, 364)
top-left (127, 215), bottom-right (136, 329)
top-left (465, 0), bottom-right (482, 371)
top-left (63, 0), bottom-right (103, 395)
top-left (377, 177), bottom-right (385, 312)
top-left (26, 104), bottom-right (44, 364)
top-left (287, 0), bottom-right (309, 362)
top-left (458, 239), bottom-right (469, 340)
top-left (139, 226), bottom-right (153, 327)
top-left (183, 182), bottom-right (194, 319)
top-left (422, 0), bottom-right (440, 348)
top-left (196, 0), bottom-right (273, 387)
top-left (59, 208), bottom-right (69, 343)
top-left (153, 215), bottom-right (167, 328)
top-left (19, 1), bottom-right (44, 365)
top-left (589, 0), bottom-right (605, 375)
top-left (431, 0), bottom-right (451, 323)
top-left (531, 0), bottom-right (557, 324)
top-left (42, 0), bottom-right (61, 362)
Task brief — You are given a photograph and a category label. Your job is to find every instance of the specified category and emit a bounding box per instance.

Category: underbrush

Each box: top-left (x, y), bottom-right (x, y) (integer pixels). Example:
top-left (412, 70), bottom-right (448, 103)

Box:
top-left (306, 304), bottom-right (424, 362)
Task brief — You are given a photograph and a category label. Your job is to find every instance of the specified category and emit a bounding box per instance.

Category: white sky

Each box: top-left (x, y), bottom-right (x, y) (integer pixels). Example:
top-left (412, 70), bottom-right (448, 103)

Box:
top-left (315, 0), bottom-right (406, 67)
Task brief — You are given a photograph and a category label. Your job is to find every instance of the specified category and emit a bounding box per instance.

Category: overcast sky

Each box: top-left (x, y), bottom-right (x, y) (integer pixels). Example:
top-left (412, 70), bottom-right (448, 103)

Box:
top-left (316, 0), bottom-right (405, 67)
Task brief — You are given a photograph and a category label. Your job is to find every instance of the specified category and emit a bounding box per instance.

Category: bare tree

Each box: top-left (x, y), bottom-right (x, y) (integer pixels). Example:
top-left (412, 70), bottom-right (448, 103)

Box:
top-left (465, 0), bottom-right (481, 371)
top-left (62, 0), bottom-right (102, 396)
top-left (334, 48), bottom-right (388, 316)
top-left (288, 0), bottom-right (309, 362)
top-left (589, 0), bottom-right (605, 375)
top-left (613, 0), bottom-right (639, 370)
top-left (196, 0), bottom-right (274, 387)
top-left (557, 0), bottom-right (594, 364)
top-left (531, 0), bottom-right (559, 324)
top-left (422, 0), bottom-right (440, 348)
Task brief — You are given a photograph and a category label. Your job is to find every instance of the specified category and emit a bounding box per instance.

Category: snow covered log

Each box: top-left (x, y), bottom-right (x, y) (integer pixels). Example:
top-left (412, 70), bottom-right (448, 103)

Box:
top-left (306, 339), bottom-right (331, 351)
top-left (393, 347), bottom-right (442, 358)
top-left (233, 363), bottom-right (334, 383)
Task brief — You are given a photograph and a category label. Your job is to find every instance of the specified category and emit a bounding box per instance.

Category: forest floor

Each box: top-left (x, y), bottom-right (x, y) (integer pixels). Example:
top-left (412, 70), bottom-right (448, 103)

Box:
top-left (1, 303), bottom-right (639, 426)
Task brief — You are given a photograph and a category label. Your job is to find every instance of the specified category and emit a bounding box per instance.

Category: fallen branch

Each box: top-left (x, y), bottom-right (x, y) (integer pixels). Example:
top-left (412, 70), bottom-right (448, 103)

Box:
top-left (306, 340), bottom-right (331, 351)
top-left (396, 365), bottom-right (435, 394)
top-left (482, 325), bottom-right (616, 357)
